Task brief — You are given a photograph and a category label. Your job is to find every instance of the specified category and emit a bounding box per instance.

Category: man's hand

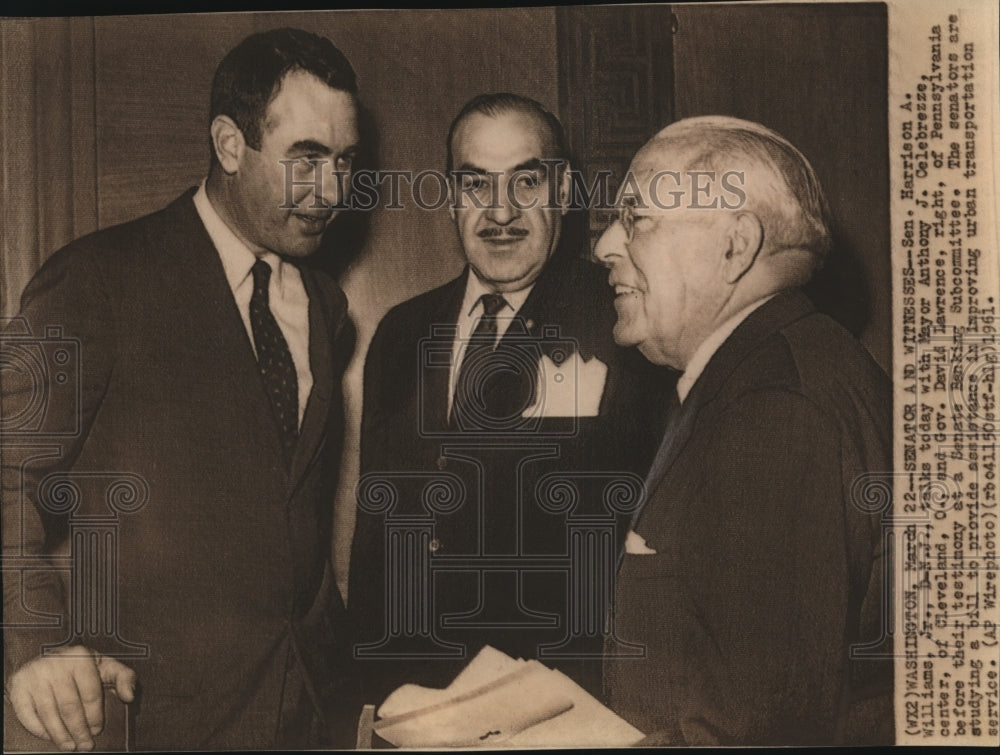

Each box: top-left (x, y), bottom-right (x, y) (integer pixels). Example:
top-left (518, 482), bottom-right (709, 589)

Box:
top-left (7, 645), bottom-right (136, 752)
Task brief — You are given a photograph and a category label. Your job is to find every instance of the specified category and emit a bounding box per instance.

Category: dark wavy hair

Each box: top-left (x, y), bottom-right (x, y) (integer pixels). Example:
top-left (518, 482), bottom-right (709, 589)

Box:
top-left (445, 92), bottom-right (569, 174)
top-left (209, 27), bottom-right (357, 159)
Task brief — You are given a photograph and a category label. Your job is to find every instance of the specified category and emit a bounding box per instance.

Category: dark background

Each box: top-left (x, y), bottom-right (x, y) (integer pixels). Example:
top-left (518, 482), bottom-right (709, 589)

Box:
top-left (0, 4), bottom-right (889, 595)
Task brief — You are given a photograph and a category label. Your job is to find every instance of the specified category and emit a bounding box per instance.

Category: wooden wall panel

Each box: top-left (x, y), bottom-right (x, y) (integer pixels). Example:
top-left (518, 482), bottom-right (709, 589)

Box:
top-left (1, 20), bottom-right (38, 318)
top-left (94, 15), bottom-right (258, 229)
top-left (36, 17), bottom-right (97, 258)
top-left (672, 2), bottom-right (890, 372)
top-left (557, 4), bottom-right (675, 251)
top-left (1, 18), bottom-right (96, 318)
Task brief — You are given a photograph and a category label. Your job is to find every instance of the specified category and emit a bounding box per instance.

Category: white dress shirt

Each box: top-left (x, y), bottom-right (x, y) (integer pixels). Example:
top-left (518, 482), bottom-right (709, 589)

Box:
top-left (675, 294), bottom-right (776, 404)
top-left (447, 271), bottom-right (534, 417)
top-left (193, 182), bottom-right (313, 427)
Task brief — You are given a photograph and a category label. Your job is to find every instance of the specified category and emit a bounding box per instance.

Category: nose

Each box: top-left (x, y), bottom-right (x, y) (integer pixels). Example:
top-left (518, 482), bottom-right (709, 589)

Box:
top-left (485, 186), bottom-right (521, 226)
top-left (317, 161), bottom-right (349, 209)
top-left (594, 219), bottom-right (627, 267)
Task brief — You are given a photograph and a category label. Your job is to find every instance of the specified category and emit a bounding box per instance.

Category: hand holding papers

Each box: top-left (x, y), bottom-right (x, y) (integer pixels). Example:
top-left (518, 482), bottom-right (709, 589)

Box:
top-left (372, 646), bottom-right (645, 748)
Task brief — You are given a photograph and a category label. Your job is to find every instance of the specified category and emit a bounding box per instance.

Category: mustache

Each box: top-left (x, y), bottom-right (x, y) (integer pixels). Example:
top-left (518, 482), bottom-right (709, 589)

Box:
top-left (477, 227), bottom-right (529, 239)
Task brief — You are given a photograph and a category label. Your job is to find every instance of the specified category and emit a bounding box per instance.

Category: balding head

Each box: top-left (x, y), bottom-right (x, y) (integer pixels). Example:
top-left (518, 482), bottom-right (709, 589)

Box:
top-left (594, 116), bottom-right (833, 369)
top-left (647, 116), bottom-right (832, 286)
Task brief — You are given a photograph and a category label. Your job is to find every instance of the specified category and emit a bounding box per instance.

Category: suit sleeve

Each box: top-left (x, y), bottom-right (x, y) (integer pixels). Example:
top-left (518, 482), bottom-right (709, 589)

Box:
top-left (613, 389), bottom-right (855, 745)
top-left (346, 314), bottom-right (395, 704)
top-left (295, 280), bottom-right (358, 739)
top-left (2, 246), bottom-right (116, 679)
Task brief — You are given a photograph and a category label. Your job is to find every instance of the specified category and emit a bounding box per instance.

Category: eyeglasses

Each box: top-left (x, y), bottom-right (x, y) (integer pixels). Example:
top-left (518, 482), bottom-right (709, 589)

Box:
top-left (617, 199), bottom-right (637, 241)
top-left (617, 198), bottom-right (653, 242)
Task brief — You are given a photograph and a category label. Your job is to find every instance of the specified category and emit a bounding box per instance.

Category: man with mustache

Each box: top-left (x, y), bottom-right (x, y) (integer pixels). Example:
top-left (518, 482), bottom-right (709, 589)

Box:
top-left (3, 28), bottom-right (359, 750)
top-left (595, 116), bottom-right (893, 745)
top-left (349, 93), bottom-right (668, 712)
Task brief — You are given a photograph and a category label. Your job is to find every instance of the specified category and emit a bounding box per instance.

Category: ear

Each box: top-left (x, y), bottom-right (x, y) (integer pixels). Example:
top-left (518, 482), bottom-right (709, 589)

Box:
top-left (447, 176), bottom-right (457, 223)
top-left (557, 163), bottom-right (572, 216)
top-left (722, 211), bottom-right (764, 284)
top-left (210, 115), bottom-right (245, 175)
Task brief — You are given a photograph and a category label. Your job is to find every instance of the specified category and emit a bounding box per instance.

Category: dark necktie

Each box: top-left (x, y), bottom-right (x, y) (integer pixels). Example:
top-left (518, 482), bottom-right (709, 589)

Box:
top-left (452, 293), bottom-right (508, 428)
top-left (631, 387), bottom-right (684, 530)
top-left (250, 259), bottom-right (299, 457)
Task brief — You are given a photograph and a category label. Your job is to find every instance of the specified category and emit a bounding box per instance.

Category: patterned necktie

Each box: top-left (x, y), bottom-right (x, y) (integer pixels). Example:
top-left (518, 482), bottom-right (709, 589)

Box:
top-left (452, 293), bottom-right (508, 428)
top-left (249, 259), bottom-right (298, 457)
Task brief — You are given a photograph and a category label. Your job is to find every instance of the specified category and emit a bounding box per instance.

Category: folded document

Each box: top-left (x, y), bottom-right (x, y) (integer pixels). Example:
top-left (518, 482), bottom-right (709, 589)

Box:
top-left (373, 646), bottom-right (645, 748)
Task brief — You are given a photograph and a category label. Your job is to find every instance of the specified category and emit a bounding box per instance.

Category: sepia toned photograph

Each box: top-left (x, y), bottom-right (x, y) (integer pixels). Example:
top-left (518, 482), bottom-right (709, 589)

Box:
top-left (1, 1), bottom-right (997, 750)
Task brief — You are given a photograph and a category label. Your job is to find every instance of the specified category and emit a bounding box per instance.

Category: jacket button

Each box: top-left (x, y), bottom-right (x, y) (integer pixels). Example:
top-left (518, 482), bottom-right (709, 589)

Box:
top-left (429, 538), bottom-right (441, 553)
top-left (436, 456), bottom-right (448, 470)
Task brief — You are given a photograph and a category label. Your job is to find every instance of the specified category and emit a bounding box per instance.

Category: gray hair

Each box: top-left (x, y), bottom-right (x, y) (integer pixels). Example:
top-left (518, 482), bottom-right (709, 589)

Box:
top-left (446, 92), bottom-right (569, 174)
top-left (653, 116), bottom-right (832, 275)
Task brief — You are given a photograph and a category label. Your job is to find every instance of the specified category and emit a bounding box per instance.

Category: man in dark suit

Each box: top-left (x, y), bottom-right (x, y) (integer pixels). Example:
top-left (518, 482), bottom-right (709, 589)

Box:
top-left (349, 94), bottom-right (668, 708)
top-left (595, 116), bottom-right (893, 746)
top-left (2, 28), bottom-right (360, 750)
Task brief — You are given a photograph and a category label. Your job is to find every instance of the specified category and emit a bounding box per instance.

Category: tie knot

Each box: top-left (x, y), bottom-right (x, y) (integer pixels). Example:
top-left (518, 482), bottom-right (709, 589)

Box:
top-left (251, 259), bottom-right (272, 291)
top-left (480, 293), bottom-right (507, 317)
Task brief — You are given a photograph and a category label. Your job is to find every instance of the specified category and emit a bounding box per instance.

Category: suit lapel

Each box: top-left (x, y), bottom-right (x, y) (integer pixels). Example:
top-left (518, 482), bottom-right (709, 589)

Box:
top-left (631, 387), bottom-right (700, 529)
top-left (488, 258), bottom-right (576, 415)
top-left (291, 267), bottom-right (334, 482)
top-left (500, 255), bottom-right (573, 347)
top-left (168, 190), bottom-right (338, 480)
top-left (167, 191), bottom-right (257, 365)
top-left (421, 273), bottom-right (467, 432)
top-left (166, 193), bottom-right (286, 461)
top-left (630, 290), bottom-right (819, 529)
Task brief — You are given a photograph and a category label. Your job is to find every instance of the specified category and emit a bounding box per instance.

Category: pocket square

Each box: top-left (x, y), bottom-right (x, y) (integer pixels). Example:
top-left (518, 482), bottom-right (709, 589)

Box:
top-left (522, 352), bottom-right (607, 418)
top-left (624, 529), bottom-right (657, 554)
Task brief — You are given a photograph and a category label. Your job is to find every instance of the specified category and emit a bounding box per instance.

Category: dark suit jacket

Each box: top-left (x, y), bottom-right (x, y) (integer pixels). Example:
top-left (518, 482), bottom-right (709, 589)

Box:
top-left (604, 290), bottom-right (894, 746)
top-left (349, 254), bottom-right (671, 707)
top-left (1, 190), bottom-right (353, 750)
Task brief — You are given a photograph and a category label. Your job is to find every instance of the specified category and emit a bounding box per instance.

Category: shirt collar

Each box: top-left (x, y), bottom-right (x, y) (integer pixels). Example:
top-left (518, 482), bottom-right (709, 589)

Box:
top-left (193, 180), bottom-right (285, 293)
top-left (460, 267), bottom-right (534, 318)
top-left (676, 294), bottom-right (777, 404)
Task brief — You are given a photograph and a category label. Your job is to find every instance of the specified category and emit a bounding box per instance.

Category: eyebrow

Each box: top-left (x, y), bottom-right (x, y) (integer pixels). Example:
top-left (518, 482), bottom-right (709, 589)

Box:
top-left (454, 158), bottom-right (546, 175)
top-left (287, 139), bottom-right (336, 156)
top-left (513, 158), bottom-right (546, 172)
top-left (455, 163), bottom-right (489, 175)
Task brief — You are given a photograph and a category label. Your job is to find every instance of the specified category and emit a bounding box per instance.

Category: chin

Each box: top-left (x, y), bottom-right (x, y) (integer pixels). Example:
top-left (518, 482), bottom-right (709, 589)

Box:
top-left (279, 241), bottom-right (323, 259)
top-left (637, 344), bottom-right (676, 368)
top-left (612, 323), bottom-right (639, 349)
top-left (473, 265), bottom-right (531, 289)
top-left (285, 248), bottom-right (320, 259)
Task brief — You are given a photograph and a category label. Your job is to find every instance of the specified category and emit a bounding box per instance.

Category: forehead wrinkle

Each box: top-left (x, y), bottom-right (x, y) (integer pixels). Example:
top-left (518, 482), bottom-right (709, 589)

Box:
top-left (618, 156), bottom-right (675, 208)
top-left (453, 111), bottom-right (556, 168)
